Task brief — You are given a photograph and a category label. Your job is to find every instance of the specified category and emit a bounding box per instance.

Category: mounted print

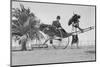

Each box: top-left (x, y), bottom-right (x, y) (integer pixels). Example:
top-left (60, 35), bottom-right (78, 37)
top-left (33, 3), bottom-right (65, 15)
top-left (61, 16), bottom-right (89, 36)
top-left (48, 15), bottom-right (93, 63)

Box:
top-left (11, 0), bottom-right (96, 67)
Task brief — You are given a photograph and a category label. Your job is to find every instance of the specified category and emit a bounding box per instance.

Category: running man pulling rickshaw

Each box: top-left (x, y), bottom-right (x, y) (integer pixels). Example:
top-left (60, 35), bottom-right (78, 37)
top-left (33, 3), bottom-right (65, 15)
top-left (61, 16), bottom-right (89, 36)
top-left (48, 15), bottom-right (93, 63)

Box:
top-left (68, 14), bottom-right (83, 48)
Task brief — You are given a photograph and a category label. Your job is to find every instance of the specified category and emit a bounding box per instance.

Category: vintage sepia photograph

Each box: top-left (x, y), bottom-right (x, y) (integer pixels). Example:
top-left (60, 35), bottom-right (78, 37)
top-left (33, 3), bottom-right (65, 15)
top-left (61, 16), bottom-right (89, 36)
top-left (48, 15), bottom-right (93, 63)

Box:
top-left (11, 0), bottom-right (96, 66)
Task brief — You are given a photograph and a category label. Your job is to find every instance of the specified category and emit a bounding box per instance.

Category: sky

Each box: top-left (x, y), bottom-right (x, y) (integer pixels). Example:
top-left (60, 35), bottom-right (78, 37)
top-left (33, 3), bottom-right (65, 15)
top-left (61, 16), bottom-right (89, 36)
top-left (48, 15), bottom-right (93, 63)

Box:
top-left (12, 1), bottom-right (95, 43)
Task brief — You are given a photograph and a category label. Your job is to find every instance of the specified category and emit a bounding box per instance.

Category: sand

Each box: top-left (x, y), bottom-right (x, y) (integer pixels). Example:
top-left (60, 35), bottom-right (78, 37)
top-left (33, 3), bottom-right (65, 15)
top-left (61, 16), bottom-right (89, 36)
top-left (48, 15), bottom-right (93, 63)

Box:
top-left (11, 45), bottom-right (96, 66)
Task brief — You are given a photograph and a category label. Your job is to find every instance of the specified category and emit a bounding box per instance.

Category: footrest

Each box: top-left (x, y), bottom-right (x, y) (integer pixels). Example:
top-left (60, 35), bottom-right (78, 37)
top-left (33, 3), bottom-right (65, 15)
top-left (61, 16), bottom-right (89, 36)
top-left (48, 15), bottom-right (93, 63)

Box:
top-left (31, 44), bottom-right (48, 48)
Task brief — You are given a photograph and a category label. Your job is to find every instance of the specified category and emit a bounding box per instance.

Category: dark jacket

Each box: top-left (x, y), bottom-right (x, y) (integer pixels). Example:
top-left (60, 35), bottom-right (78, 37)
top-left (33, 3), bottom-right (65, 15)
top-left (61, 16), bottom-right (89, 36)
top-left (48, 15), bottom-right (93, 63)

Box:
top-left (52, 20), bottom-right (61, 28)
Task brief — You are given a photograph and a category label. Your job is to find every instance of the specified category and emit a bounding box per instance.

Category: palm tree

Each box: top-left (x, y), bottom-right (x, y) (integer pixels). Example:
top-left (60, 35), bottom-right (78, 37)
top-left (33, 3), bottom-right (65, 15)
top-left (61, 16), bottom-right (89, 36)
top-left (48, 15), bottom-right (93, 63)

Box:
top-left (12, 4), bottom-right (44, 50)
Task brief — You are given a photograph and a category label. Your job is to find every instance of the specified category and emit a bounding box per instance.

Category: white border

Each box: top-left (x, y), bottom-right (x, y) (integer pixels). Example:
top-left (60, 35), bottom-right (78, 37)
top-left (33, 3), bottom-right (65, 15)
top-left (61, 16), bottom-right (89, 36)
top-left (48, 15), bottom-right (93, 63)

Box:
top-left (0, 0), bottom-right (100, 67)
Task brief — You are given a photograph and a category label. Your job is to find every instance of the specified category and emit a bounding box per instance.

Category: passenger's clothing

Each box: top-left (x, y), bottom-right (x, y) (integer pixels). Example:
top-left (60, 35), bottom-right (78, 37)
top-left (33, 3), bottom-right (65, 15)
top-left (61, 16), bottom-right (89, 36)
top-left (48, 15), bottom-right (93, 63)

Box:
top-left (52, 20), bottom-right (68, 37)
top-left (52, 20), bottom-right (61, 28)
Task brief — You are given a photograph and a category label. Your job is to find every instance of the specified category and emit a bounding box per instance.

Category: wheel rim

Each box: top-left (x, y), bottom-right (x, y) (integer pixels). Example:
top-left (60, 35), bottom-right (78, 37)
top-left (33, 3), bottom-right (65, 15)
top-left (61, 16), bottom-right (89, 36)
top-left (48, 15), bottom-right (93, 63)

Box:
top-left (52, 37), bottom-right (69, 49)
top-left (52, 29), bottom-right (70, 49)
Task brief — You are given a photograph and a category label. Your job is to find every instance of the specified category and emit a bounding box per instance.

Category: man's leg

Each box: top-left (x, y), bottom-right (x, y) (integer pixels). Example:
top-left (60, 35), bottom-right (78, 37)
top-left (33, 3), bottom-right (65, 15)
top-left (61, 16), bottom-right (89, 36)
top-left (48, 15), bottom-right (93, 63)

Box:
top-left (71, 35), bottom-right (75, 49)
top-left (76, 40), bottom-right (79, 48)
top-left (50, 40), bottom-right (53, 44)
top-left (71, 42), bottom-right (74, 49)
top-left (75, 35), bottom-right (79, 48)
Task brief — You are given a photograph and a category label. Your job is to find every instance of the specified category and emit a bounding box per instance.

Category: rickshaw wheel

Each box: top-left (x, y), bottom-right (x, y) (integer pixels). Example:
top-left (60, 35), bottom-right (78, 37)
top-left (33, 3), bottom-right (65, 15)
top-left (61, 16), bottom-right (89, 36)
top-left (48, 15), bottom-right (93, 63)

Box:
top-left (51, 28), bottom-right (70, 49)
top-left (52, 37), bottom-right (70, 49)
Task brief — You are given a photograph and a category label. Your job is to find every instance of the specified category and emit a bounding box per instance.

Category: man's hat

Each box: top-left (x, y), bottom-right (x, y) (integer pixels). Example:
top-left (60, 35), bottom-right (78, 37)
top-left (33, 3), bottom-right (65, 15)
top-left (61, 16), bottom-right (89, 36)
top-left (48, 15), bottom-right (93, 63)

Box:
top-left (73, 14), bottom-right (81, 19)
top-left (56, 16), bottom-right (60, 19)
top-left (68, 14), bottom-right (81, 26)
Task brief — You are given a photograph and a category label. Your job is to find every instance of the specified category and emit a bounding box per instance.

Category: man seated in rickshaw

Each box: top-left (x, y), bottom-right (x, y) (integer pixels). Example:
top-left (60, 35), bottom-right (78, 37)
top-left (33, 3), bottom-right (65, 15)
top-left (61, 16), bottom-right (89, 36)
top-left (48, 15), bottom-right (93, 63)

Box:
top-left (50, 16), bottom-right (67, 44)
top-left (52, 16), bottom-right (67, 35)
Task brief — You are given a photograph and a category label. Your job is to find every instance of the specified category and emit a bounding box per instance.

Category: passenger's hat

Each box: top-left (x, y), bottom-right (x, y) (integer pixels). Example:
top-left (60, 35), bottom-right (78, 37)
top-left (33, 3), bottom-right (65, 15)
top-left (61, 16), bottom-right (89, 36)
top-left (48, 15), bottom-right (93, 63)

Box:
top-left (56, 16), bottom-right (60, 19)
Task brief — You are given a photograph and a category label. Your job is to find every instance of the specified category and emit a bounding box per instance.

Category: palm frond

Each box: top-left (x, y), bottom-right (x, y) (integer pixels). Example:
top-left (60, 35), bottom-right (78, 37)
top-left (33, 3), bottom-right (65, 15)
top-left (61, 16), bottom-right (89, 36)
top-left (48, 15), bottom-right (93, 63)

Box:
top-left (12, 4), bottom-right (45, 44)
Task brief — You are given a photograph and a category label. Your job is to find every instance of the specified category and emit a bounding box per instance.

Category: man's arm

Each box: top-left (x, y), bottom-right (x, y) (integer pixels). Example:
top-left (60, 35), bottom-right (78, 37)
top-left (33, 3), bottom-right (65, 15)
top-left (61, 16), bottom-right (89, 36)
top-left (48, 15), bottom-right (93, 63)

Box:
top-left (52, 21), bottom-right (56, 27)
top-left (57, 22), bottom-right (62, 28)
top-left (77, 22), bottom-right (83, 32)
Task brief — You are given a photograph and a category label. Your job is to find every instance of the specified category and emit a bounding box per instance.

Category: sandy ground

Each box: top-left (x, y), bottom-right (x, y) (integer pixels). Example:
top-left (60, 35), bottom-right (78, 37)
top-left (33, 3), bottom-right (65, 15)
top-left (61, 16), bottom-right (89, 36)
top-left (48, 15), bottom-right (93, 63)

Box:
top-left (11, 45), bottom-right (96, 66)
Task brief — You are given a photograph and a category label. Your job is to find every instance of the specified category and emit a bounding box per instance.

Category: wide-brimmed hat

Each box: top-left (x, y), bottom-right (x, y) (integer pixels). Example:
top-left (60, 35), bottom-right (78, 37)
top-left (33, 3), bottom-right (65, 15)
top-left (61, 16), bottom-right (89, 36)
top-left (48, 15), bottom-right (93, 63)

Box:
top-left (73, 14), bottom-right (81, 19)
